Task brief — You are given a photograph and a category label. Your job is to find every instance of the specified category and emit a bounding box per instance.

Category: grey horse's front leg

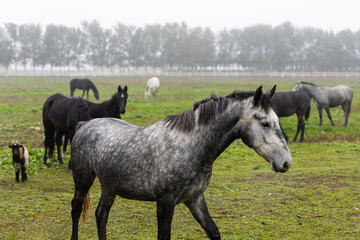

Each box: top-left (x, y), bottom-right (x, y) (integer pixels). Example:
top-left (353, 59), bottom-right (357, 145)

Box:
top-left (185, 194), bottom-right (221, 240)
top-left (157, 197), bottom-right (176, 240)
top-left (316, 105), bottom-right (323, 125)
top-left (325, 108), bottom-right (335, 126)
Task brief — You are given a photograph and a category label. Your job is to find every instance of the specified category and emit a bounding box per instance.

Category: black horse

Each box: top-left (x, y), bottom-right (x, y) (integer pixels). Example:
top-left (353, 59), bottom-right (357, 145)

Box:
top-left (70, 78), bottom-right (99, 100)
top-left (42, 85), bottom-right (128, 167)
top-left (42, 94), bottom-right (92, 166)
top-left (272, 88), bottom-right (311, 143)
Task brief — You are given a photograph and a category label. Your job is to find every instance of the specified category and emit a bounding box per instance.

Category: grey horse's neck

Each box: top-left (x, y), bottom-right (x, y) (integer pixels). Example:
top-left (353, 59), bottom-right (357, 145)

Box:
top-left (301, 83), bottom-right (320, 98)
top-left (161, 100), bottom-right (243, 165)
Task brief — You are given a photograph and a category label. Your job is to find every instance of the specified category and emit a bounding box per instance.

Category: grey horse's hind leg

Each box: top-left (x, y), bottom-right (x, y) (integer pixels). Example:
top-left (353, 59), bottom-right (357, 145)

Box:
top-left (341, 101), bottom-right (351, 127)
top-left (324, 107), bottom-right (335, 126)
top-left (71, 187), bottom-right (92, 240)
top-left (185, 194), bottom-right (221, 240)
top-left (156, 197), bottom-right (176, 240)
top-left (96, 187), bottom-right (116, 240)
top-left (71, 171), bottom-right (96, 240)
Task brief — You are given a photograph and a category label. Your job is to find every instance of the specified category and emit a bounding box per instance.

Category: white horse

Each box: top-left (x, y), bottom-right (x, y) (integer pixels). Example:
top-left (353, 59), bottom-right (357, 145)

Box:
top-left (145, 77), bottom-right (160, 99)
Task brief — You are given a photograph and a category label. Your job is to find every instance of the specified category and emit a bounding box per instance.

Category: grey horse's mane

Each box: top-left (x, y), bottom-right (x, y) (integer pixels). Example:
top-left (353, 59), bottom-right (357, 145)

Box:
top-left (300, 81), bottom-right (319, 86)
top-left (164, 91), bottom-right (271, 132)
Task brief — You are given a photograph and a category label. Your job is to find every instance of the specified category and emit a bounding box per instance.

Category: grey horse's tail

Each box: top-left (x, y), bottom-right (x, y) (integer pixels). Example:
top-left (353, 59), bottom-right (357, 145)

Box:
top-left (66, 121), bottom-right (88, 174)
top-left (81, 190), bottom-right (92, 223)
top-left (305, 104), bottom-right (311, 120)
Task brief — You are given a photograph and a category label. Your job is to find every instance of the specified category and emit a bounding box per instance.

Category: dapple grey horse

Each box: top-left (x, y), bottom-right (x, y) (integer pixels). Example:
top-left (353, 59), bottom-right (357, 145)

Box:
top-left (293, 81), bottom-right (353, 127)
top-left (69, 86), bottom-right (292, 240)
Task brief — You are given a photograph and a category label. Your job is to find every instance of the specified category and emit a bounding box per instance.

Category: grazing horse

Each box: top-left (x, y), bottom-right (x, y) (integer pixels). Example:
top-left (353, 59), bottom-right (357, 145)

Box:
top-left (69, 86), bottom-right (292, 240)
top-left (70, 78), bottom-right (100, 100)
top-left (43, 85), bottom-right (128, 166)
top-left (42, 94), bottom-right (92, 166)
top-left (272, 89), bottom-right (311, 142)
top-left (145, 77), bottom-right (160, 98)
top-left (293, 81), bottom-right (353, 127)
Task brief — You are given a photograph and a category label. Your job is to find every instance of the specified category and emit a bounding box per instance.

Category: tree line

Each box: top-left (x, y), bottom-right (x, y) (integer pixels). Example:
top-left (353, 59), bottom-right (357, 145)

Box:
top-left (0, 21), bottom-right (359, 72)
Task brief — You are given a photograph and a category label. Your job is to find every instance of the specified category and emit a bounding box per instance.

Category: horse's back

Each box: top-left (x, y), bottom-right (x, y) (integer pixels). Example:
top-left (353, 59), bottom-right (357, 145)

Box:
top-left (272, 90), bottom-right (310, 117)
top-left (71, 78), bottom-right (92, 89)
top-left (148, 77), bottom-right (160, 88)
top-left (44, 93), bottom-right (90, 130)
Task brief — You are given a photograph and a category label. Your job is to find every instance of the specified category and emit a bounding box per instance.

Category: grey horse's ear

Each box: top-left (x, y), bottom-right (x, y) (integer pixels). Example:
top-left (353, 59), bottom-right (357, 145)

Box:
top-left (254, 86), bottom-right (263, 106)
top-left (265, 85), bottom-right (276, 99)
top-left (118, 85), bottom-right (122, 92)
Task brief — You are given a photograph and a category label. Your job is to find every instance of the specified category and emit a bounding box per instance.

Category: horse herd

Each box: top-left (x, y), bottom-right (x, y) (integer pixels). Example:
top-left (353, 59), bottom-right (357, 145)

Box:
top-left (8, 77), bottom-right (353, 240)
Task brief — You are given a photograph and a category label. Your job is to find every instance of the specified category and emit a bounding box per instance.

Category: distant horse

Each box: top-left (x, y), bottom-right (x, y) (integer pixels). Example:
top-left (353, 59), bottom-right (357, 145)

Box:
top-left (42, 85), bottom-right (128, 167)
top-left (70, 78), bottom-right (99, 100)
top-left (145, 77), bottom-right (160, 98)
top-left (69, 86), bottom-right (292, 240)
top-left (293, 81), bottom-right (353, 127)
top-left (272, 89), bottom-right (311, 143)
top-left (42, 94), bottom-right (92, 166)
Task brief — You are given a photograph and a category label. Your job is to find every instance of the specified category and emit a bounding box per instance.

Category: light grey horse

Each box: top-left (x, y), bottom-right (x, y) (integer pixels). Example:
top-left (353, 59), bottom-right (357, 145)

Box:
top-left (293, 81), bottom-right (353, 127)
top-left (69, 86), bottom-right (292, 240)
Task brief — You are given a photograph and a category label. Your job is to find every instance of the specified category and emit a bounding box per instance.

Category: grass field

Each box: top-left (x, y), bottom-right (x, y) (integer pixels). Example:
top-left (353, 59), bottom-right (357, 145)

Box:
top-left (0, 76), bottom-right (359, 239)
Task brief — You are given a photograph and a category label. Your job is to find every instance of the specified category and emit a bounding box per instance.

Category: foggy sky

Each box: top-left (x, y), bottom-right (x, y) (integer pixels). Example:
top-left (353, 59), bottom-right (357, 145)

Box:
top-left (2, 0), bottom-right (360, 32)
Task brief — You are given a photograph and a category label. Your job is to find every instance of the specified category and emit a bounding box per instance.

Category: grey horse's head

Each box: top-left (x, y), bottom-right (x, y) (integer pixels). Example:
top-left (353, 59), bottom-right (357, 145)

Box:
top-left (238, 86), bottom-right (292, 172)
top-left (292, 81), bottom-right (302, 91)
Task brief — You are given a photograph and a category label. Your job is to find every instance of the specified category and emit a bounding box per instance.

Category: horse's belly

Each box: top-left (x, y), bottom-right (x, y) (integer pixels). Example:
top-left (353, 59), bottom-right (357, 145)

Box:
top-left (96, 167), bottom-right (211, 203)
top-left (96, 172), bottom-right (157, 201)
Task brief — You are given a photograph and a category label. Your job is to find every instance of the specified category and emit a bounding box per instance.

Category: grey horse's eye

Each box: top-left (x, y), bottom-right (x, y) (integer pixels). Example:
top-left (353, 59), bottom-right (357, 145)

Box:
top-left (261, 121), bottom-right (270, 128)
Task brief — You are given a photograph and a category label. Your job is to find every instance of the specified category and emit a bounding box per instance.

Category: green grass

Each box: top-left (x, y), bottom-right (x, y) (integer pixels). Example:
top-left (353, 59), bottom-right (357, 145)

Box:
top-left (0, 76), bottom-right (359, 239)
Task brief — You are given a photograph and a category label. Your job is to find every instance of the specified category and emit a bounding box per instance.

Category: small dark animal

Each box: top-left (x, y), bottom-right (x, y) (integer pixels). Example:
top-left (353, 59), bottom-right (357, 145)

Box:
top-left (69, 86), bottom-right (292, 240)
top-left (70, 78), bottom-right (99, 100)
top-left (9, 141), bottom-right (29, 182)
top-left (42, 86), bottom-right (128, 167)
top-left (272, 89), bottom-right (311, 143)
top-left (293, 81), bottom-right (353, 127)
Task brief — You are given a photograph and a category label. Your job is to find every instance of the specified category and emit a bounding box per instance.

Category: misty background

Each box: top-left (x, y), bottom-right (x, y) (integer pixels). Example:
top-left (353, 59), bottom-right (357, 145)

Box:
top-left (1, 20), bottom-right (360, 74)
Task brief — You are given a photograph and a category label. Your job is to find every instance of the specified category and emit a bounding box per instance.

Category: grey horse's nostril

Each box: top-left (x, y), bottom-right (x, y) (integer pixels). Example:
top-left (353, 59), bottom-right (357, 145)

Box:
top-left (283, 162), bottom-right (289, 171)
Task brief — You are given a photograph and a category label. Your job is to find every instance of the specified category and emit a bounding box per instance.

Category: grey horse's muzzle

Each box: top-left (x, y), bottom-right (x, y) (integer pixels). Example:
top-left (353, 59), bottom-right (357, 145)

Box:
top-left (271, 160), bottom-right (292, 173)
